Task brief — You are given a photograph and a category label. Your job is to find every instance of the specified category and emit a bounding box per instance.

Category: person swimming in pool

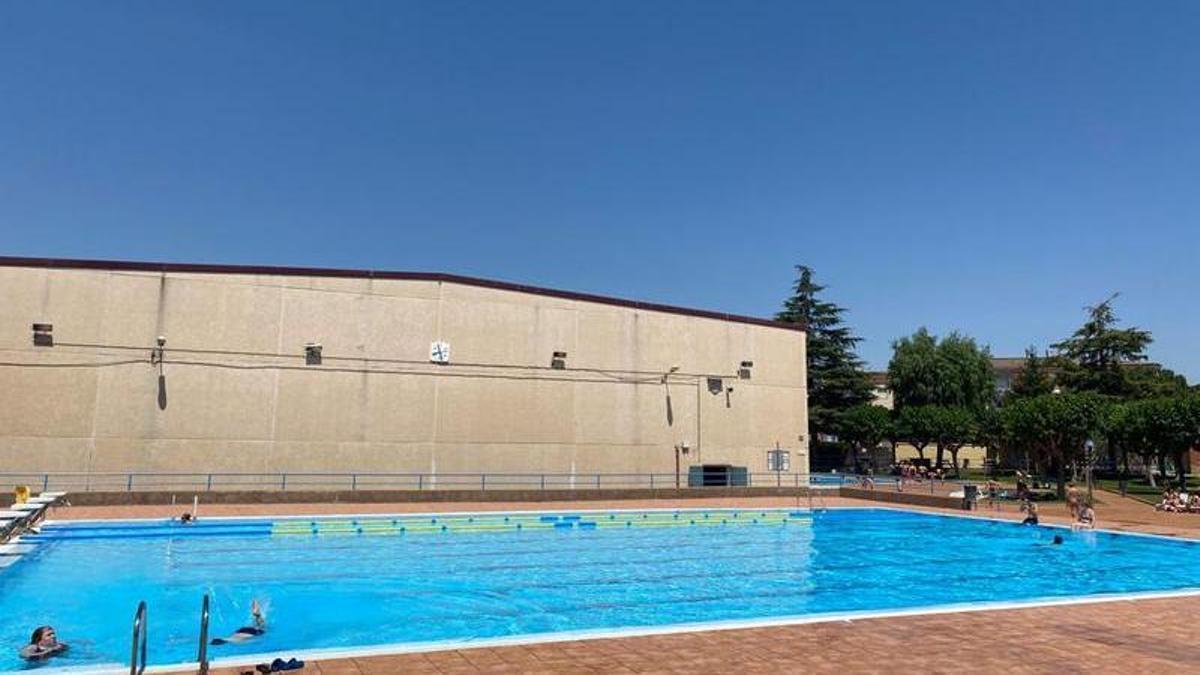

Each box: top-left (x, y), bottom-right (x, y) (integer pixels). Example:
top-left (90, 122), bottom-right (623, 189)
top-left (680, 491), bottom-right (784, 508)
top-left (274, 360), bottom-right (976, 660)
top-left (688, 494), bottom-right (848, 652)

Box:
top-left (210, 600), bottom-right (266, 646)
top-left (19, 625), bottom-right (68, 661)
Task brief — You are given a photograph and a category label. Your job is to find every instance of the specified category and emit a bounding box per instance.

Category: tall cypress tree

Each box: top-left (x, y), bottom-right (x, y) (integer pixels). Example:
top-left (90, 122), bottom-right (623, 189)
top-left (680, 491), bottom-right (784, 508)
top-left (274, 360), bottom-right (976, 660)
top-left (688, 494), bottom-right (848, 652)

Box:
top-left (1051, 294), bottom-right (1152, 398)
top-left (776, 265), bottom-right (873, 439)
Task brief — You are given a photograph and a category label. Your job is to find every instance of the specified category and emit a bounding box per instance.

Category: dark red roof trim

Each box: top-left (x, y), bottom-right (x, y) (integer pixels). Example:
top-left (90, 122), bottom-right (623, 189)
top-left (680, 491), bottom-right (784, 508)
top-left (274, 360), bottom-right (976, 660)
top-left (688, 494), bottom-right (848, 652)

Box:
top-left (0, 256), bottom-right (804, 332)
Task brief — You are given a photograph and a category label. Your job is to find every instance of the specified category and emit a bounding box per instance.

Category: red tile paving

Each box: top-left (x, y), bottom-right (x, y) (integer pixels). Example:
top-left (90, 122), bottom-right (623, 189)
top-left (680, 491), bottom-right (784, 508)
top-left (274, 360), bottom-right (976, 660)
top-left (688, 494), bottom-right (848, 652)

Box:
top-left (47, 494), bottom-right (1200, 674)
top-left (199, 596), bottom-right (1200, 675)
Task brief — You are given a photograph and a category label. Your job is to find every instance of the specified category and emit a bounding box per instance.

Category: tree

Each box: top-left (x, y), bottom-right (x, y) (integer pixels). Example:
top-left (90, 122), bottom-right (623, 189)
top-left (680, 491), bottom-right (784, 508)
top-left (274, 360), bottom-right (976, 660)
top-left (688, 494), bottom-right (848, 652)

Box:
top-left (888, 328), bottom-right (995, 411)
top-left (776, 266), bottom-right (874, 440)
top-left (839, 404), bottom-right (893, 469)
top-left (1105, 402), bottom-right (1136, 481)
top-left (894, 405), bottom-right (939, 463)
top-left (976, 406), bottom-right (1012, 473)
top-left (1009, 347), bottom-right (1054, 400)
top-left (929, 406), bottom-right (977, 476)
top-left (1109, 399), bottom-right (1160, 487)
top-left (1141, 395), bottom-right (1200, 489)
top-left (1004, 393), bottom-right (1108, 498)
top-left (1127, 365), bottom-right (1190, 400)
top-left (1052, 294), bottom-right (1152, 398)
top-left (887, 328), bottom-right (940, 408)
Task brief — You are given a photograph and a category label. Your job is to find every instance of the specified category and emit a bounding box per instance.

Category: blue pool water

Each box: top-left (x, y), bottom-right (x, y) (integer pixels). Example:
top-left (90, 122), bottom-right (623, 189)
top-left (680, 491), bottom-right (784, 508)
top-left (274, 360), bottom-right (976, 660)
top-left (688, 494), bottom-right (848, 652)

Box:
top-left (2, 507), bottom-right (1200, 672)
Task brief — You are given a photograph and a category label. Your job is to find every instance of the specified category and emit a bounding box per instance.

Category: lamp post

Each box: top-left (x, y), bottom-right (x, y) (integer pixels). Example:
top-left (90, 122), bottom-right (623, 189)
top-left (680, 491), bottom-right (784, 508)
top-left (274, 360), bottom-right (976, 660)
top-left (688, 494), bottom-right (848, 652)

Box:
top-left (1085, 439), bottom-right (1096, 502)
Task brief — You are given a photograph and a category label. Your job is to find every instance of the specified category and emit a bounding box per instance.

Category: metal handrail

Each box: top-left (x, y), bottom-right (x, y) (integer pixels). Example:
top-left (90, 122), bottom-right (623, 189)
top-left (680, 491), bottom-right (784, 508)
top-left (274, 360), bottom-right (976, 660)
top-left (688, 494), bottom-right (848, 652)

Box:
top-left (197, 594), bottom-right (210, 674)
top-left (0, 470), bottom-right (884, 493)
top-left (130, 601), bottom-right (147, 675)
top-left (6, 471), bottom-right (969, 496)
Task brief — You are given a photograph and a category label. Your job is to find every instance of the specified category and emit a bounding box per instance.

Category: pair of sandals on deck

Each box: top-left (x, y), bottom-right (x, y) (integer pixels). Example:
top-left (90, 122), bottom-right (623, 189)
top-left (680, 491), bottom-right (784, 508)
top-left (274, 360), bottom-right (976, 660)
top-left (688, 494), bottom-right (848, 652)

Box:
top-left (239, 657), bottom-right (305, 674)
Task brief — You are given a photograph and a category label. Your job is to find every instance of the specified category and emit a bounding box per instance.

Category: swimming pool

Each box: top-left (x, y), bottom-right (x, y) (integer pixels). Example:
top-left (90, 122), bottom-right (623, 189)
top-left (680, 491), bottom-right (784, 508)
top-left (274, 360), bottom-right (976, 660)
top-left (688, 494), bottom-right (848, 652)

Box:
top-left (2, 507), bottom-right (1200, 672)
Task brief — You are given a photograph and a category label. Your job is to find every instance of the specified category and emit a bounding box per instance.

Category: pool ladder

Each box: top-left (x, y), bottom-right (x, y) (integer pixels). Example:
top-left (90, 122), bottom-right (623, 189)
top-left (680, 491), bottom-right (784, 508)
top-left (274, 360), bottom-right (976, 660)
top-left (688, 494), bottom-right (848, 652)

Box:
top-left (128, 595), bottom-right (211, 674)
top-left (198, 594), bottom-right (211, 674)
top-left (807, 487), bottom-right (829, 512)
top-left (129, 601), bottom-right (147, 675)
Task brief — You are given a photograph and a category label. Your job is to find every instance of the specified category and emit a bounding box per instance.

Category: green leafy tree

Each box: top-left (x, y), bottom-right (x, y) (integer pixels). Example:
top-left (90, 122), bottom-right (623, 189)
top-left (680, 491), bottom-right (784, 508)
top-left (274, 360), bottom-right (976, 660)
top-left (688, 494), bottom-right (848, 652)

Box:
top-left (776, 266), bottom-right (873, 440)
top-left (1127, 366), bottom-right (1190, 400)
top-left (839, 404), bottom-right (893, 469)
top-left (929, 406), bottom-right (978, 476)
top-left (1009, 347), bottom-right (1054, 400)
top-left (1052, 294), bottom-right (1152, 398)
top-left (894, 405), bottom-right (939, 463)
top-left (887, 328), bottom-right (995, 411)
top-left (975, 406), bottom-right (1012, 473)
top-left (1105, 402), bottom-right (1136, 481)
top-left (1141, 395), bottom-right (1200, 488)
top-left (1108, 399), bottom-right (1161, 487)
top-left (1004, 393), bottom-right (1108, 498)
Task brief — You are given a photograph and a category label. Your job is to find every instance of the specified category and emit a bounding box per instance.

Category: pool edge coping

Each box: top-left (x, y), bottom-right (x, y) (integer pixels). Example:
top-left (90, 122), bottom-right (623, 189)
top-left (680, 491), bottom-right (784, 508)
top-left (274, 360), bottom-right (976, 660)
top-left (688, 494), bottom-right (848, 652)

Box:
top-left (55, 586), bottom-right (1200, 675)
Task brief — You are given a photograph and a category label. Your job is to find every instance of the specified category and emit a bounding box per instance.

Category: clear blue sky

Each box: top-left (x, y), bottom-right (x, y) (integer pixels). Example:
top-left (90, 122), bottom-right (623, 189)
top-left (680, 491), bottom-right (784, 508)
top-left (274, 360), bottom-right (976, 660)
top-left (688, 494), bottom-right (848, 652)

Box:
top-left (2, 1), bottom-right (1198, 380)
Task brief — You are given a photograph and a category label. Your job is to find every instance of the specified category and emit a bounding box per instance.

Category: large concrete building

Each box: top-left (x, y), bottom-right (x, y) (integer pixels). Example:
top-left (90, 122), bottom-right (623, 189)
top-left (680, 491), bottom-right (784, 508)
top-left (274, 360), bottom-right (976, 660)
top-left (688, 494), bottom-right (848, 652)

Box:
top-left (0, 257), bottom-right (808, 487)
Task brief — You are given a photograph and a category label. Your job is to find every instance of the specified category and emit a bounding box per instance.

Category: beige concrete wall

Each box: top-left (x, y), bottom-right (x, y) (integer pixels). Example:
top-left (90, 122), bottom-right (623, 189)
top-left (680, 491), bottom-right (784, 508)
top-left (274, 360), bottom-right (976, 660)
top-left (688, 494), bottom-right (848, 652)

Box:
top-left (893, 443), bottom-right (987, 467)
top-left (0, 265), bottom-right (808, 481)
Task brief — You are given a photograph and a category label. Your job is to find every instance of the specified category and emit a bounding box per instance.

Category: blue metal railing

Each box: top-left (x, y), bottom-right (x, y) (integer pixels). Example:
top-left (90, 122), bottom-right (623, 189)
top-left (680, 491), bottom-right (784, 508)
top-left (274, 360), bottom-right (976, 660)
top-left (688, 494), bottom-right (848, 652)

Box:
top-left (197, 594), bottom-right (210, 674)
top-left (0, 471), bottom-right (969, 494)
top-left (129, 601), bottom-right (147, 675)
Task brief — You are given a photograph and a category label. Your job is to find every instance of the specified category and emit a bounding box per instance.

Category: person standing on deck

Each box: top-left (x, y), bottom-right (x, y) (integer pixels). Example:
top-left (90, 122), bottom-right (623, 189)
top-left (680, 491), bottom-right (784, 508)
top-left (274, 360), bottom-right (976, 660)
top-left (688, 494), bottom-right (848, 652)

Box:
top-left (1066, 482), bottom-right (1081, 519)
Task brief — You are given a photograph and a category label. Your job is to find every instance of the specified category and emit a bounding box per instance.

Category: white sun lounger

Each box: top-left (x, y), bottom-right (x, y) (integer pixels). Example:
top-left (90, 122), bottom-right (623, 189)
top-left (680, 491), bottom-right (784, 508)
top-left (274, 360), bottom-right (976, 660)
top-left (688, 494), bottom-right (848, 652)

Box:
top-left (8, 503), bottom-right (43, 512)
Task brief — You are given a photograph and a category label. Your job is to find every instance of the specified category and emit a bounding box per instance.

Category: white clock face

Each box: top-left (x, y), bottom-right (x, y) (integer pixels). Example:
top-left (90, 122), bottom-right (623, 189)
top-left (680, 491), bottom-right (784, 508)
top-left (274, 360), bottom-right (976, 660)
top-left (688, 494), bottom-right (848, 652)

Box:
top-left (430, 341), bottom-right (451, 364)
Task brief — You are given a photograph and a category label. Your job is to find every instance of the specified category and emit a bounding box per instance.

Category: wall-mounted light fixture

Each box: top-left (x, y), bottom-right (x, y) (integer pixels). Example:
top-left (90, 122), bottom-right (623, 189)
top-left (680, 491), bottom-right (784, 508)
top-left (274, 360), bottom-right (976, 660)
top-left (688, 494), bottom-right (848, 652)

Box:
top-left (551, 351), bottom-right (568, 370)
top-left (706, 377), bottom-right (724, 395)
top-left (150, 336), bottom-right (166, 366)
top-left (32, 323), bottom-right (53, 347)
top-left (738, 360), bottom-right (753, 380)
top-left (305, 343), bottom-right (323, 366)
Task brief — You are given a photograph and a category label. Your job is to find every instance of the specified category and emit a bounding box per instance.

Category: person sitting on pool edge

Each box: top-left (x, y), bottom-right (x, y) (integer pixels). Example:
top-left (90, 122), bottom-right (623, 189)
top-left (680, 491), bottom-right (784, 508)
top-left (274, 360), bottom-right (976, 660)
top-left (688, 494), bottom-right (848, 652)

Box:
top-left (1020, 500), bottom-right (1039, 525)
top-left (1073, 502), bottom-right (1096, 531)
top-left (211, 600), bottom-right (266, 646)
top-left (20, 625), bottom-right (68, 661)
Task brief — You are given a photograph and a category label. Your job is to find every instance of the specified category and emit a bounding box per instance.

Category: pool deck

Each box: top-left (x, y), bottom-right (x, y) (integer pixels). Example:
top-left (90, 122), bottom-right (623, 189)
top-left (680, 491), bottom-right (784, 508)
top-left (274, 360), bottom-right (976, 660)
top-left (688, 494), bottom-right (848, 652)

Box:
top-left (45, 494), bottom-right (1200, 674)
